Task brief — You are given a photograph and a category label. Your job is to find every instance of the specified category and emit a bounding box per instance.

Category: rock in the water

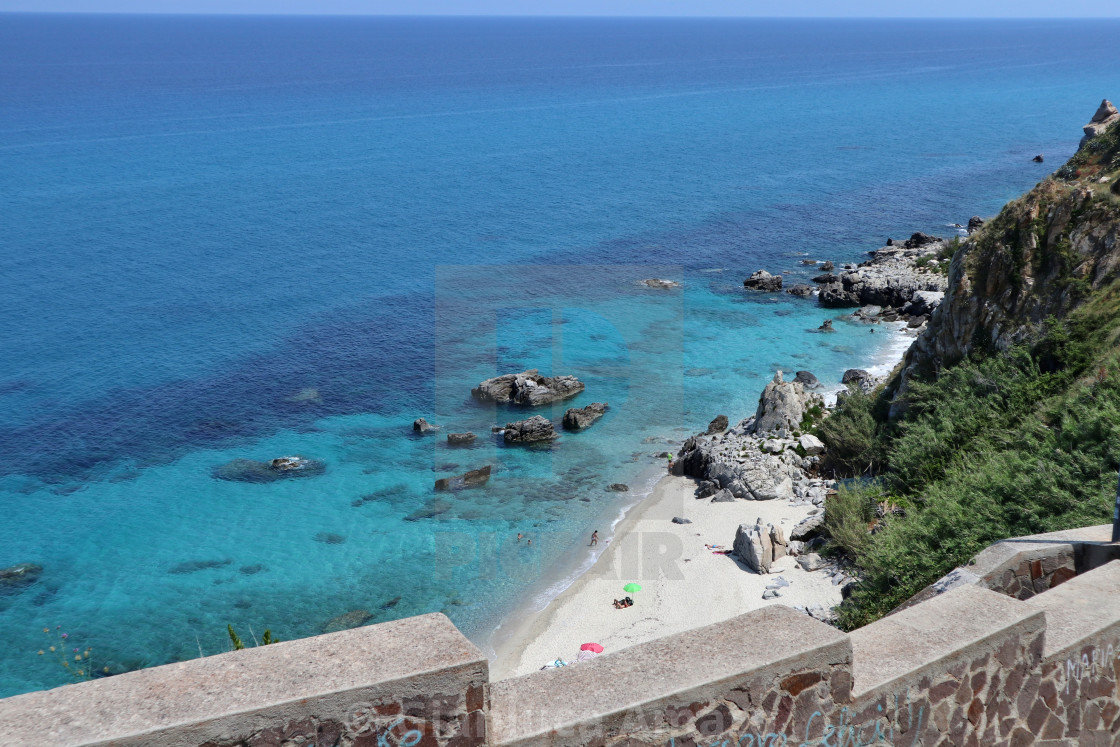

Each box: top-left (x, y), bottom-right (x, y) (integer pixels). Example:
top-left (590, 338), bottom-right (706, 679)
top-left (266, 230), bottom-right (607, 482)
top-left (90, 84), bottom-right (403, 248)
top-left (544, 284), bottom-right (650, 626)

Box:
top-left (562, 402), bottom-right (609, 430)
top-left (671, 517), bottom-right (692, 524)
top-left (855, 305), bottom-right (882, 319)
top-left (322, 610), bottom-right (373, 634)
top-left (786, 284), bottom-right (814, 298)
top-left (168, 559), bottom-right (232, 575)
top-left (641, 278), bottom-right (681, 289)
top-left (413, 417), bottom-right (438, 433)
top-left (503, 415), bottom-right (558, 443)
top-left (820, 261), bottom-right (835, 271)
top-left (706, 414), bottom-right (729, 435)
top-left (818, 319), bottom-right (834, 332)
top-left (812, 273), bottom-right (839, 284)
top-left (608, 483), bottom-right (629, 492)
top-left (752, 370), bottom-right (820, 434)
top-left (314, 532), bottom-right (347, 545)
top-left (710, 488), bottom-right (736, 503)
top-left (967, 216), bottom-right (984, 233)
top-left (447, 432), bottom-right (477, 445)
top-left (434, 465), bottom-right (492, 491)
top-left (471, 369), bottom-right (584, 406)
top-left (1032, 154), bottom-right (1044, 163)
top-left (213, 456), bottom-right (326, 483)
top-left (404, 498), bottom-right (453, 521)
top-left (793, 371), bottom-right (820, 389)
top-left (0, 563), bottom-right (43, 594)
top-left (798, 434), bottom-right (825, 455)
top-left (743, 270), bottom-right (783, 292)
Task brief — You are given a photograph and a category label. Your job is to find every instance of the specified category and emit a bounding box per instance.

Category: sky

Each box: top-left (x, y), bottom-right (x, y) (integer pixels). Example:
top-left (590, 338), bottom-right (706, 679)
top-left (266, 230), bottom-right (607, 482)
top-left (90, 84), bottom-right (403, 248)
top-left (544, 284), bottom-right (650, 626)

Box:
top-left (2, 0), bottom-right (1119, 17)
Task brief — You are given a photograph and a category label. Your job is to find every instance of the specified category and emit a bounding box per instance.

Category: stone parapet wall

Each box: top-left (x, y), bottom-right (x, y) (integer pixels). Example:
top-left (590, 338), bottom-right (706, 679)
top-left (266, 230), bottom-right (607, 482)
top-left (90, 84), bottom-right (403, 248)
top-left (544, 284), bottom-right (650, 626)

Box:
top-left (0, 613), bottom-right (488, 747)
top-left (2, 533), bottom-right (1120, 747)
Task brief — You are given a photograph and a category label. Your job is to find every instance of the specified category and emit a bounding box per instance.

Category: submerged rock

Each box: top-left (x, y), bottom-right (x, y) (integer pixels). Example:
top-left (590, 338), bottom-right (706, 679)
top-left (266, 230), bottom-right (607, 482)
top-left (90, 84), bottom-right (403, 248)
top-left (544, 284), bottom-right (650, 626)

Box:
top-left (213, 456), bottom-right (325, 483)
top-left (503, 415), bottom-right (558, 443)
top-left (471, 369), bottom-right (584, 406)
top-left (562, 403), bottom-right (609, 430)
top-left (817, 319), bottom-right (834, 332)
top-left (641, 278), bottom-right (681, 289)
top-left (0, 563), bottom-right (43, 594)
top-left (434, 465), bottom-right (492, 491)
top-left (168, 559), bottom-right (232, 575)
top-left (322, 610), bottom-right (373, 634)
top-left (405, 499), bottom-right (453, 521)
top-left (313, 532), bottom-right (347, 545)
top-left (743, 269), bottom-right (783, 292)
top-left (608, 483), bottom-right (629, 492)
top-left (447, 432), bottom-right (477, 445)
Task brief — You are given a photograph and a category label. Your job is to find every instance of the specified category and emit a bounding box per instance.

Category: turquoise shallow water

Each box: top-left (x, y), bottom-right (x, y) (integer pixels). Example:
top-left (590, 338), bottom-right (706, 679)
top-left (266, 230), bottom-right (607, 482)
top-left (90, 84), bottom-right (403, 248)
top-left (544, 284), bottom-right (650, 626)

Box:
top-left (2, 15), bottom-right (1120, 695)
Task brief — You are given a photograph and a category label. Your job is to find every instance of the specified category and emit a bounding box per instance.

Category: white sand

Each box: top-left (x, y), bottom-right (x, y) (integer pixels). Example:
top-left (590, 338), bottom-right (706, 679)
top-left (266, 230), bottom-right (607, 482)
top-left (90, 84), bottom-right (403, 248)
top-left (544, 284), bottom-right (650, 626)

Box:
top-left (490, 475), bottom-right (842, 679)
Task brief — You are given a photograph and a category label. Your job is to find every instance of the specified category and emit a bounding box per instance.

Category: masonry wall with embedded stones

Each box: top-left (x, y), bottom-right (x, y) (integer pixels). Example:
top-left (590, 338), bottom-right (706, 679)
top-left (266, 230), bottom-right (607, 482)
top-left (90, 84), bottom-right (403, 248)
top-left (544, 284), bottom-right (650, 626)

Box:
top-left (2, 526), bottom-right (1120, 747)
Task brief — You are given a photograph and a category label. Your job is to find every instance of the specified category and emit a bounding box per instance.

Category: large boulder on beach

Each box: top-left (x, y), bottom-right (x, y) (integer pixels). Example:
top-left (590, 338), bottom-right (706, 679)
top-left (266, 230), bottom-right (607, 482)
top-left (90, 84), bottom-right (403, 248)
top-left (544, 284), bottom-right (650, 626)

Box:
top-left (734, 519), bottom-right (789, 574)
top-left (751, 370), bottom-right (819, 434)
top-left (743, 270), bottom-right (783, 292)
top-left (562, 402), bottom-right (608, 430)
top-left (471, 369), bottom-right (584, 406)
top-left (0, 563), bottom-right (43, 595)
top-left (841, 369), bottom-right (878, 394)
top-left (503, 415), bottom-right (558, 443)
top-left (213, 456), bottom-right (326, 483)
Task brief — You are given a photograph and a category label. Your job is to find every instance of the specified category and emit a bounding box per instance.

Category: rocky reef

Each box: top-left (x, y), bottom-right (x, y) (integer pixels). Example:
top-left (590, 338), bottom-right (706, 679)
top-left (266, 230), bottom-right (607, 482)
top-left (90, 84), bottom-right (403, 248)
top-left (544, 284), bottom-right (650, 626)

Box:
top-left (212, 456), bottom-right (326, 483)
top-left (0, 563), bottom-right (43, 595)
top-left (434, 465), bottom-right (491, 491)
top-left (471, 369), bottom-right (584, 406)
top-left (743, 269), bottom-right (783, 291)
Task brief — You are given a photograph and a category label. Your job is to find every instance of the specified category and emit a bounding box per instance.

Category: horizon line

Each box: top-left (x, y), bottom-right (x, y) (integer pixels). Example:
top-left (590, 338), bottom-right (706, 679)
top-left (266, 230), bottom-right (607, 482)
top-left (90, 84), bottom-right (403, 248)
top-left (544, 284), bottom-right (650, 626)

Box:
top-left (3, 11), bottom-right (1120, 19)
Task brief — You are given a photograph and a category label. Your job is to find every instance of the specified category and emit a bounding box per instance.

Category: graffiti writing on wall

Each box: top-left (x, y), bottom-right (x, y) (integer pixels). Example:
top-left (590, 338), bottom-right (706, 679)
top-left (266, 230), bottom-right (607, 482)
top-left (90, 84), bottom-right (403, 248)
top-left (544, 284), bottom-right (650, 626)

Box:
top-left (1064, 642), bottom-right (1119, 694)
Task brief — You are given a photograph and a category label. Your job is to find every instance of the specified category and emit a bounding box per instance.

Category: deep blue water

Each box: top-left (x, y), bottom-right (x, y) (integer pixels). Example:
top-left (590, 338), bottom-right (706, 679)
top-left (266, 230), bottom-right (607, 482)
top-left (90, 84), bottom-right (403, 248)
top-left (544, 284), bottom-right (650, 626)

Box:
top-left (2, 14), bottom-right (1119, 696)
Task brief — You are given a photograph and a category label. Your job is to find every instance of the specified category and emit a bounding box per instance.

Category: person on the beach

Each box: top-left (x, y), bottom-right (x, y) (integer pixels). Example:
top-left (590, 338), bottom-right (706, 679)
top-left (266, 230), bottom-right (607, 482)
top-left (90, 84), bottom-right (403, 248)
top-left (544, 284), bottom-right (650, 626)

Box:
top-left (590, 531), bottom-right (598, 546)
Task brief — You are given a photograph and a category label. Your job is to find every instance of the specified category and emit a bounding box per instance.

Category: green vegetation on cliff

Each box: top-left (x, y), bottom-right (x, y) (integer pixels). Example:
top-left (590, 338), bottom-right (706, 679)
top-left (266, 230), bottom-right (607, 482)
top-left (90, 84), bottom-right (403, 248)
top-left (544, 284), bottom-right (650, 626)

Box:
top-left (822, 117), bottom-right (1120, 630)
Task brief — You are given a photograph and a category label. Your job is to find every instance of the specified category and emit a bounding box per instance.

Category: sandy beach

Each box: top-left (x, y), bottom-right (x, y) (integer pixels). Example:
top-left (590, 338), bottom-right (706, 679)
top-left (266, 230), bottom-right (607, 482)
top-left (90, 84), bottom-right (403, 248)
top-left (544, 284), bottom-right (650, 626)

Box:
top-left (490, 473), bottom-right (842, 680)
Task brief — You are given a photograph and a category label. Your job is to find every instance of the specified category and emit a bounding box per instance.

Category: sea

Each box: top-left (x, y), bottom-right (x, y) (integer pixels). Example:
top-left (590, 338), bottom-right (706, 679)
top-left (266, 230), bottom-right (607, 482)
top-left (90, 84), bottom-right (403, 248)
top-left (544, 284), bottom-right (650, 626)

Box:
top-left (1, 14), bottom-right (1118, 696)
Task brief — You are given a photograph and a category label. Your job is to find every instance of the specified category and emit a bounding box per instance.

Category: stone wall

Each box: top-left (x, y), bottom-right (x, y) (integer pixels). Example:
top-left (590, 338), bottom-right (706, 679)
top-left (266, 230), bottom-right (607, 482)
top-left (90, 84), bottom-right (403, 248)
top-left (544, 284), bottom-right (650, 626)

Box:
top-left (3, 531), bottom-right (1120, 747)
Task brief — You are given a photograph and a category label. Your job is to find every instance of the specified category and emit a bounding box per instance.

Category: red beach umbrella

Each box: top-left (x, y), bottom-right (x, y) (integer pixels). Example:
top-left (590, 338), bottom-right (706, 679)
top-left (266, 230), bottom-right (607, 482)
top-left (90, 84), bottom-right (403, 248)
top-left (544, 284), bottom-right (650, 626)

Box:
top-left (580, 642), bottom-right (604, 653)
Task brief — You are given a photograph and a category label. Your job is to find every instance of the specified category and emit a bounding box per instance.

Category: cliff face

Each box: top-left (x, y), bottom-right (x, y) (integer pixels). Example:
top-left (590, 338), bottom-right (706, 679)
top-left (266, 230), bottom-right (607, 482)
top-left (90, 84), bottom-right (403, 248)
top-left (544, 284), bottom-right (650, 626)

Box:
top-left (897, 103), bottom-right (1120, 392)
